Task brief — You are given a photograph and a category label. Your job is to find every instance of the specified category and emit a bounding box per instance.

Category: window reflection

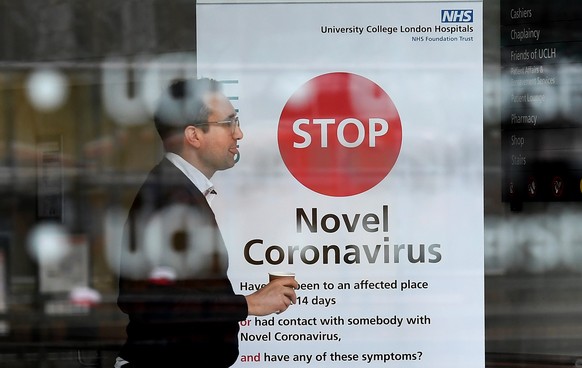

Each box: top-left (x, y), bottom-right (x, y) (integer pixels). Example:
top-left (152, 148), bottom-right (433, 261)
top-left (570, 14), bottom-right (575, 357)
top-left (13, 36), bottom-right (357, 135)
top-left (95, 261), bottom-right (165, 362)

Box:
top-left (1, 0), bottom-right (582, 366)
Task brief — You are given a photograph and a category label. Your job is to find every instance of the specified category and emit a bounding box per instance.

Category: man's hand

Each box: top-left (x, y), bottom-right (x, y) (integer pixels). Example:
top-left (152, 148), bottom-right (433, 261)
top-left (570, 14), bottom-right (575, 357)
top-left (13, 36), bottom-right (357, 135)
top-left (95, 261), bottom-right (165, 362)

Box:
top-left (245, 277), bottom-right (298, 316)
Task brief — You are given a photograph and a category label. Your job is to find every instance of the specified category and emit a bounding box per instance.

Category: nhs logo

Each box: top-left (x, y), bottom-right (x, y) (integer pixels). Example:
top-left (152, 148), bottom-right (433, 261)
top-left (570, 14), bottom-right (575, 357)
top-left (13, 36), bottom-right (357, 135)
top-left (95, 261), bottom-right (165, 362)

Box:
top-left (441, 9), bottom-right (474, 23)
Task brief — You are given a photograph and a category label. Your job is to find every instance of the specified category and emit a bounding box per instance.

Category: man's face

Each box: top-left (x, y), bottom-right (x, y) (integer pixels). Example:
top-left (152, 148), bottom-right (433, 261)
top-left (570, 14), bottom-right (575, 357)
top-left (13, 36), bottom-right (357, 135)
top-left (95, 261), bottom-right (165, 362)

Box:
top-left (197, 91), bottom-right (243, 176)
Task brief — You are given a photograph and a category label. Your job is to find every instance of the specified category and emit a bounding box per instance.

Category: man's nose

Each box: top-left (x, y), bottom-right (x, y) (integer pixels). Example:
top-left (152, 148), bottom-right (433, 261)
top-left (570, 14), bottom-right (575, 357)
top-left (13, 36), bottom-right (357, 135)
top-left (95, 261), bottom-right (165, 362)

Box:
top-left (235, 125), bottom-right (244, 139)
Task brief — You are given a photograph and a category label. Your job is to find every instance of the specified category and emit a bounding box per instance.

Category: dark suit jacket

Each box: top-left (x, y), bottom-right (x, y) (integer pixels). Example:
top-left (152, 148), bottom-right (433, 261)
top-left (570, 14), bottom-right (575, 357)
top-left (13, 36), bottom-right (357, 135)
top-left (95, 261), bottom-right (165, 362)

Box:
top-left (117, 158), bottom-right (248, 367)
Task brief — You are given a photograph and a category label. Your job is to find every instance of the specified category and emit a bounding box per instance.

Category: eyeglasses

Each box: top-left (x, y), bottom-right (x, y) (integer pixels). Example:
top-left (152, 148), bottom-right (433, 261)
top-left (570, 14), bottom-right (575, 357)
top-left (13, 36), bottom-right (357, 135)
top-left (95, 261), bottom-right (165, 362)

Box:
top-left (194, 116), bottom-right (240, 134)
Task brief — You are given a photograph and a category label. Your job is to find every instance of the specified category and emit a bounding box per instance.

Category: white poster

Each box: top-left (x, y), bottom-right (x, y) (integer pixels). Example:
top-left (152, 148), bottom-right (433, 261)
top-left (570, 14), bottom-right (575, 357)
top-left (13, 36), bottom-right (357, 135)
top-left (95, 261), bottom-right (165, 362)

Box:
top-left (198, 1), bottom-right (483, 366)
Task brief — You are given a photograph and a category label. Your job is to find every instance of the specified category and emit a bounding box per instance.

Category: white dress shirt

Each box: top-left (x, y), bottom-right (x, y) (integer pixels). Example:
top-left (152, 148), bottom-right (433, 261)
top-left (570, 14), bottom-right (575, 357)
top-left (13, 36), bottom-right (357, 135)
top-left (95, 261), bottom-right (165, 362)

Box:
top-left (165, 152), bottom-right (217, 204)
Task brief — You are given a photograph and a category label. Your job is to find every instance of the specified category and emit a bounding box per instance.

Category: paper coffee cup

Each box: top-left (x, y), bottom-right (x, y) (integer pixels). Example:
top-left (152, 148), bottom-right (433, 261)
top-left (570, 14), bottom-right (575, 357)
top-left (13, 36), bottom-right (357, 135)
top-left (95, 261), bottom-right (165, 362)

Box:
top-left (268, 271), bottom-right (295, 282)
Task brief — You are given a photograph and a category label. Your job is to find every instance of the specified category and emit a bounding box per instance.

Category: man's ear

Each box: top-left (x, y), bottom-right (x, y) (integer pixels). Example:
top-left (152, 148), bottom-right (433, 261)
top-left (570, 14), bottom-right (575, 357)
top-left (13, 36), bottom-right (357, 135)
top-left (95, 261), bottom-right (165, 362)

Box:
top-left (184, 125), bottom-right (202, 148)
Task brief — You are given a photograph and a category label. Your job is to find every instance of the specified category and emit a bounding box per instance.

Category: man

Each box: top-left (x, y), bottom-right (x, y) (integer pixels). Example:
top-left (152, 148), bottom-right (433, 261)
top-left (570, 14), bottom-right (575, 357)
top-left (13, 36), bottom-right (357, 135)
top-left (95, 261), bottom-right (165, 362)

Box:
top-left (116, 78), bottom-right (297, 367)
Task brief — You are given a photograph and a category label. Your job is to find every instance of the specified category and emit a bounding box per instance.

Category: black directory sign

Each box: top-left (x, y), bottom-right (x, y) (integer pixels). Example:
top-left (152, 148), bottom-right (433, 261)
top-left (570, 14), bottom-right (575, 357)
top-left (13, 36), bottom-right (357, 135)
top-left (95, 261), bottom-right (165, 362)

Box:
top-left (501, 0), bottom-right (582, 207)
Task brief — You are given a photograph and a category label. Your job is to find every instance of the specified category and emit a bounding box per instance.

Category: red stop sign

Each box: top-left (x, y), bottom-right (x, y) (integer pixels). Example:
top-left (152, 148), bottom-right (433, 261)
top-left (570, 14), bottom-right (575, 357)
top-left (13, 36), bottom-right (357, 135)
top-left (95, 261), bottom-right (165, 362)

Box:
top-left (278, 72), bottom-right (402, 197)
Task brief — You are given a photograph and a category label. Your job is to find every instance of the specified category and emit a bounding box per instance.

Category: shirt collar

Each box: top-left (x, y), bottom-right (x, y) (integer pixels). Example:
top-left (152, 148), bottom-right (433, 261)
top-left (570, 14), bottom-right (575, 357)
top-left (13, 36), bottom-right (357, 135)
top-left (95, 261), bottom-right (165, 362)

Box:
top-left (164, 152), bottom-right (216, 202)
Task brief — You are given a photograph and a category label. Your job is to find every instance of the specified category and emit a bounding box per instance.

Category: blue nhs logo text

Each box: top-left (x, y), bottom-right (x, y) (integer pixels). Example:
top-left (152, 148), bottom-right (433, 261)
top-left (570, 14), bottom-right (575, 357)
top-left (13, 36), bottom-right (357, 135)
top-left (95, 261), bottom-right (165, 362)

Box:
top-left (441, 9), bottom-right (473, 23)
